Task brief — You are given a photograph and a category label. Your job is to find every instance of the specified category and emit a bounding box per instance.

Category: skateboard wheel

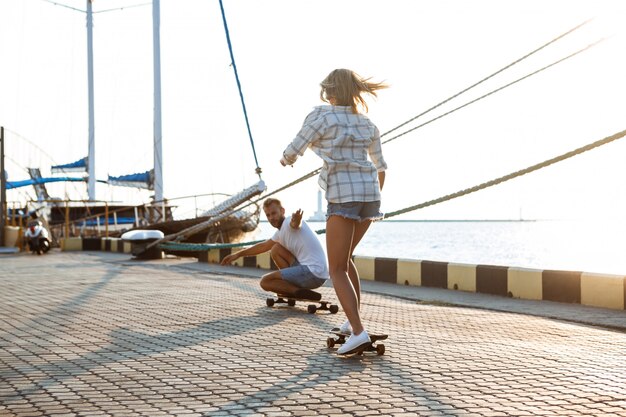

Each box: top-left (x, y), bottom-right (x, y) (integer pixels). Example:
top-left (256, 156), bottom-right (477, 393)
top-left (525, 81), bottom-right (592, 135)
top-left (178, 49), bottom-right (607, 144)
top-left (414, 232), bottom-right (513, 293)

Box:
top-left (376, 344), bottom-right (385, 355)
top-left (307, 304), bottom-right (317, 314)
top-left (266, 298), bottom-right (275, 307)
top-left (329, 304), bottom-right (339, 314)
top-left (287, 299), bottom-right (296, 307)
top-left (326, 337), bottom-right (335, 348)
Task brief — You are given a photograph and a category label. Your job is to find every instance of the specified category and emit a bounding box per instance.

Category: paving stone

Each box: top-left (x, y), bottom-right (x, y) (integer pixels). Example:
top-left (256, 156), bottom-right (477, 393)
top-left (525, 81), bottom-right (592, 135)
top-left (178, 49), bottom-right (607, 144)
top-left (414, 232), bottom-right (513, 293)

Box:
top-left (1, 251), bottom-right (625, 417)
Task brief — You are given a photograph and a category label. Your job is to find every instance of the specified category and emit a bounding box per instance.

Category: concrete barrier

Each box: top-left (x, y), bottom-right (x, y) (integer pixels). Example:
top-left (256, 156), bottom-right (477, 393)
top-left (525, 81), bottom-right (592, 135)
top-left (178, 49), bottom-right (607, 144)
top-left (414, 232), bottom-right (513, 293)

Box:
top-left (197, 247), bottom-right (626, 311)
top-left (61, 237), bottom-right (83, 251)
top-left (58, 240), bottom-right (626, 311)
top-left (3, 226), bottom-right (20, 247)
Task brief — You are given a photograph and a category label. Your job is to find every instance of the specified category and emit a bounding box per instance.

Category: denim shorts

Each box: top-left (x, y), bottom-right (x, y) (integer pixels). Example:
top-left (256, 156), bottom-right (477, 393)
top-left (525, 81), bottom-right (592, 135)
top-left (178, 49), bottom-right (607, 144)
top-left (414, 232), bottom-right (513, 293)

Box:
top-left (280, 263), bottom-right (326, 289)
top-left (326, 201), bottom-right (383, 222)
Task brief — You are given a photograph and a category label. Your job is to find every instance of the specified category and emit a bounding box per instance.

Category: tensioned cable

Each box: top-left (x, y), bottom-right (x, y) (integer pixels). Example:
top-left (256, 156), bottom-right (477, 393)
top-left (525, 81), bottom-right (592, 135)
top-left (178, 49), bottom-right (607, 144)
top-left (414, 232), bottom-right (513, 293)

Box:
top-left (161, 127), bottom-right (626, 249)
top-left (5, 128), bottom-right (85, 198)
top-left (256, 36), bottom-right (604, 205)
top-left (40, 0), bottom-right (151, 14)
top-left (93, 2), bottom-right (151, 14)
top-left (382, 37), bottom-right (605, 145)
top-left (384, 128), bottom-right (626, 219)
top-left (160, 125), bottom-right (626, 250)
top-left (40, 0), bottom-right (84, 13)
top-left (303, 128), bottom-right (626, 236)
top-left (380, 18), bottom-right (592, 139)
top-left (146, 169), bottom-right (321, 249)
top-left (218, 0), bottom-right (262, 179)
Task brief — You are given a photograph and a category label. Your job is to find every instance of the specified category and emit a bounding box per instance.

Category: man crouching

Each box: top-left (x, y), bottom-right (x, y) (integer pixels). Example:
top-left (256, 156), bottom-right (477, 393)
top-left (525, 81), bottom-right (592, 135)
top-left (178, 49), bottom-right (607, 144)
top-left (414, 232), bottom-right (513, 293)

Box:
top-left (220, 198), bottom-right (329, 300)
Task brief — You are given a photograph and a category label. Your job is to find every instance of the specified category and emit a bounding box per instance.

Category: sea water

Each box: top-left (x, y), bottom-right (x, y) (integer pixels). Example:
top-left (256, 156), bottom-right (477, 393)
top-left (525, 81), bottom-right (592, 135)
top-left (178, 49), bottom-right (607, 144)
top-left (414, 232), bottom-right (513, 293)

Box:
top-left (255, 219), bottom-right (626, 276)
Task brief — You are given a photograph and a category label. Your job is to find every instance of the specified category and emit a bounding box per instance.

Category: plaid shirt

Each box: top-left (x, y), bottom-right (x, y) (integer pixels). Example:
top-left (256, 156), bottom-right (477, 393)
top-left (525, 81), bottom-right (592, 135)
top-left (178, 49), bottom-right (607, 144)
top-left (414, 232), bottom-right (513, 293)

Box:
top-left (283, 105), bottom-right (387, 203)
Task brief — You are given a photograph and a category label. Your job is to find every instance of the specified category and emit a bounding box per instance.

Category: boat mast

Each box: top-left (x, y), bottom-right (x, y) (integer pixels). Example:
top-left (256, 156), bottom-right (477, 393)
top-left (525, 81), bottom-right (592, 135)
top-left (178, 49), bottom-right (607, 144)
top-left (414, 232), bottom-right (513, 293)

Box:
top-left (152, 0), bottom-right (163, 202)
top-left (86, 0), bottom-right (96, 200)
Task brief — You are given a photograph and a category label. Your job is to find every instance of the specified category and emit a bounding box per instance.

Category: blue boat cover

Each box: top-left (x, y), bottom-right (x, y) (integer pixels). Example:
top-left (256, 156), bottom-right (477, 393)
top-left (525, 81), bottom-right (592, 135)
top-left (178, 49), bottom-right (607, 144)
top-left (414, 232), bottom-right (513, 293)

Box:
top-left (7, 177), bottom-right (87, 189)
top-left (51, 157), bottom-right (87, 173)
top-left (107, 170), bottom-right (153, 190)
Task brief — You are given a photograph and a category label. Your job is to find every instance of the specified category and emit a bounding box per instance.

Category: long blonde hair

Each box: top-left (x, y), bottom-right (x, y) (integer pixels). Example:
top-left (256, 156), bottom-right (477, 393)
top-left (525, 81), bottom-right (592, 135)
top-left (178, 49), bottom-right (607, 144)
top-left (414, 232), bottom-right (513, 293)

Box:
top-left (320, 69), bottom-right (388, 114)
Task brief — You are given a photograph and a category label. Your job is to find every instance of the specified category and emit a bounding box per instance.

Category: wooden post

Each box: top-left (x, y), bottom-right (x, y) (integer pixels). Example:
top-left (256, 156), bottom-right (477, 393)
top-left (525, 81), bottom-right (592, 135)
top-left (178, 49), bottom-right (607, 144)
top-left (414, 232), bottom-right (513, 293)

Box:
top-left (65, 201), bottom-right (70, 238)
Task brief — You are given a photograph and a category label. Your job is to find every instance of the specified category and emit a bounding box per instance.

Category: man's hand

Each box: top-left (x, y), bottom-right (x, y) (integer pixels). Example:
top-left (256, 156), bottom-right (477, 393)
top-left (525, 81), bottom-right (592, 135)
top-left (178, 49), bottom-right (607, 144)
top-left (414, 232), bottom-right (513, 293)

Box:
top-left (290, 209), bottom-right (303, 229)
top-left (220, 253), bottom-right (239, 265)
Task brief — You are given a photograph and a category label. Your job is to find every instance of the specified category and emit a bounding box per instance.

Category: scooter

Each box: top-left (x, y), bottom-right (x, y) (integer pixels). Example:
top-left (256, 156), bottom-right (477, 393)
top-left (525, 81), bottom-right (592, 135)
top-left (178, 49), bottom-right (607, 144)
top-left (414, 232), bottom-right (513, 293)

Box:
top-left (24, 220), bottom-right (51, 255)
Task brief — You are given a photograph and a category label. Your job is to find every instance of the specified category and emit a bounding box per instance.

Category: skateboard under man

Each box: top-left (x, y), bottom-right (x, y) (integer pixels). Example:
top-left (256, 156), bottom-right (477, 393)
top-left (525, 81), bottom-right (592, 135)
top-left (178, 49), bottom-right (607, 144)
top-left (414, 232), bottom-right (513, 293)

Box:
top-left (266, 294), bottom-right (339, 314)
top-left (327, 329), bottom-right (388, 356)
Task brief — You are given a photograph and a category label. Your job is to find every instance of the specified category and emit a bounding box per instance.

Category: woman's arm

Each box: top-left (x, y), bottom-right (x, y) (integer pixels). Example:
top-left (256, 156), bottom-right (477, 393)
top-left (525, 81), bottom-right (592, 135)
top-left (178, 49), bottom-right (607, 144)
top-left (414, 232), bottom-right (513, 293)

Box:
top-left (281, 108), bottom-right (325, 166)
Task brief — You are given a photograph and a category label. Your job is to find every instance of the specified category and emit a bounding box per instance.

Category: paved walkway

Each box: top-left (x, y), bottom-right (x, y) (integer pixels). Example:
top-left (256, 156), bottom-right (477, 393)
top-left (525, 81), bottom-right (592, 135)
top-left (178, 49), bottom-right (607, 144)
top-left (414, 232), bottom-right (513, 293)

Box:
top-left (1, 250), bottom-right (625, 416)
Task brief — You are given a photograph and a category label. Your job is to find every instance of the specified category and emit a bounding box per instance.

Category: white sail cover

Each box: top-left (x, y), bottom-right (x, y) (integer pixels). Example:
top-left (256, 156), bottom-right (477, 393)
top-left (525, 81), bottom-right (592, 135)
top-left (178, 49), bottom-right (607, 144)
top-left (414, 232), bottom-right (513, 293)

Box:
top-left (201, 180), bottom-right (266, 217)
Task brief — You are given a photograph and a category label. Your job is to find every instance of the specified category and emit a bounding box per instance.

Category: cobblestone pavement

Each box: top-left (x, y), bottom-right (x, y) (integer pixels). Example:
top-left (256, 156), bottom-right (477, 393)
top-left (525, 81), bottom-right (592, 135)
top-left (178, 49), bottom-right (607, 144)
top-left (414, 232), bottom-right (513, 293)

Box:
top-left (1, 251), bottom-right (625, 417)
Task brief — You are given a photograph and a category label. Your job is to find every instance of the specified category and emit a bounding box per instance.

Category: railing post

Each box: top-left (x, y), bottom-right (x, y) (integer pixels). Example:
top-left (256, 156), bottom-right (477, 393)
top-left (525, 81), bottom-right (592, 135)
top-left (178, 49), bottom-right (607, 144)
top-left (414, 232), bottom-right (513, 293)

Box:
top-left (65, 201), bottom-right (70, 238)
top-left (17, 210), bottom-right (23, 251)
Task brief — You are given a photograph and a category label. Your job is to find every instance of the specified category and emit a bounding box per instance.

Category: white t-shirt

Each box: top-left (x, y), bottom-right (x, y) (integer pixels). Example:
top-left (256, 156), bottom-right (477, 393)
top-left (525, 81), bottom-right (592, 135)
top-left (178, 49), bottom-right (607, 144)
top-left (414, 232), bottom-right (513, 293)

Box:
top-left (271, 216), bottom-right (329, 280)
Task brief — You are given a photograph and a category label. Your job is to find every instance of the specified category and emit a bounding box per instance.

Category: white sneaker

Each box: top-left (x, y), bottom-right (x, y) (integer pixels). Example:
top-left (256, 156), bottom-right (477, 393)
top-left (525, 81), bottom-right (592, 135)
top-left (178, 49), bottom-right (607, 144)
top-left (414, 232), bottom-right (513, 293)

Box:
top-left (338, 320), bottom-right (352, 335)
top-left (337, 330), bottom-right (371, 355)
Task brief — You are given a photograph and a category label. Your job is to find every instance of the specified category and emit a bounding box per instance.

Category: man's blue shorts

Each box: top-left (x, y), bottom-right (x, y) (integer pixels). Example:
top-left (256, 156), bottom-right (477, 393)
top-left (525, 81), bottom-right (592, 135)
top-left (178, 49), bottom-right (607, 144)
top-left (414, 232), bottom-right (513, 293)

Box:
top-left (280, 261), bottom-right (326, 289)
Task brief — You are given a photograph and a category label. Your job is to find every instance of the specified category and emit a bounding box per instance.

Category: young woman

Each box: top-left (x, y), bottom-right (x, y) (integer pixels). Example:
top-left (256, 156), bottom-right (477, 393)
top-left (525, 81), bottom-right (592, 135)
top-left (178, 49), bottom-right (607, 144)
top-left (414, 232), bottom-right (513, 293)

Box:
top-left (280, 68), bottom-right (388, 354)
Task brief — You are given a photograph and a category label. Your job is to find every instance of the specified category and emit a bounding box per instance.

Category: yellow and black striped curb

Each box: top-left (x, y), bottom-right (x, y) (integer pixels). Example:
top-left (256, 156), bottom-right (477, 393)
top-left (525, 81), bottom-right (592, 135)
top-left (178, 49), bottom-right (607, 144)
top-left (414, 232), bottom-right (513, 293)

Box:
top-left (197, 247), bottom-right (626, 312)
top-left (60, 237), bottom-right (132, 253)
top-left (61, 238), bottom-right (626, 311)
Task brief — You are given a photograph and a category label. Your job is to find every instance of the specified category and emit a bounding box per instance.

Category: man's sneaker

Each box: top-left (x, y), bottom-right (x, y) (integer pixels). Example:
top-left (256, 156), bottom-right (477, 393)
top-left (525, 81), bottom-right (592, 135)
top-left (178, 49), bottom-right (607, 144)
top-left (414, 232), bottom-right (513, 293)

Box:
top-left (338, 319), bottom-right (352, 335)
top-left (293, 288), bottom-right (322, 301)
top-left (336, 330), bottom-right (371, 355)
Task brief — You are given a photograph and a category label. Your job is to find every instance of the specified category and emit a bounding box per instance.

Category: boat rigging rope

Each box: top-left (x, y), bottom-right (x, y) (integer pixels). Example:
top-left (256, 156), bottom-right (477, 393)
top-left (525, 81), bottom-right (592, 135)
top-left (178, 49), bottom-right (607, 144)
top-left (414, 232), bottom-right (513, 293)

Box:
top-left (163, 127), bottom-right (626, 250)
top-left (218, 0), bottom-right (262, 179)
top-left (254, 27), bottom-right (603, 202)
top-left (145, 171), bottom-right (322, 250)
top-left (380, 18), bottom-right (592, 139)
top-left (151, 19), bottom-right (610, 252)
top-left (384, 128), bottom-right (626, 219)
top-left (382, 37), bottom-right (605, 146)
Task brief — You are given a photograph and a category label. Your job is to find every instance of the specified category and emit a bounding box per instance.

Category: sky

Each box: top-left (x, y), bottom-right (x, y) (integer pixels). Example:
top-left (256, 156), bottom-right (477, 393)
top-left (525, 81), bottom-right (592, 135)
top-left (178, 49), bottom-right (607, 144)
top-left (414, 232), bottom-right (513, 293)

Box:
top-left (1, 0), bottom-right (625, 221)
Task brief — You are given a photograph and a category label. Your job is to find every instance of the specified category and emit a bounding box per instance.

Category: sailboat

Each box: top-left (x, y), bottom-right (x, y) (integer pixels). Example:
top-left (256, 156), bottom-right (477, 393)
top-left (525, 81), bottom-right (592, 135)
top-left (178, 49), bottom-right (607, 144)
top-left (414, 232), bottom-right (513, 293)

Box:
top-left (3, 0), bottom-right (266, 248)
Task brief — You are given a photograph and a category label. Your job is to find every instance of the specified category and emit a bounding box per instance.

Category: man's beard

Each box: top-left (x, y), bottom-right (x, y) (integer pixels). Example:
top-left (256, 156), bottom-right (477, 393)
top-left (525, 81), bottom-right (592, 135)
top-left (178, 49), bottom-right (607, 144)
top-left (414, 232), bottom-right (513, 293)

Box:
top-left (271, 217), bottom-right (285, 229)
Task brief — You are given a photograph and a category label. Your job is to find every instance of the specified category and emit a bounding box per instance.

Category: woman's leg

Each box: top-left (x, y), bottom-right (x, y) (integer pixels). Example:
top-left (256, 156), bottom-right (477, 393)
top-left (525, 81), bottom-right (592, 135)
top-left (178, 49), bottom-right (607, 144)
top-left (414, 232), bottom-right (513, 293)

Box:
top-left (347, 219), bottom-right (372, 309)
top-left (326, 215), bottom-right (366, 335)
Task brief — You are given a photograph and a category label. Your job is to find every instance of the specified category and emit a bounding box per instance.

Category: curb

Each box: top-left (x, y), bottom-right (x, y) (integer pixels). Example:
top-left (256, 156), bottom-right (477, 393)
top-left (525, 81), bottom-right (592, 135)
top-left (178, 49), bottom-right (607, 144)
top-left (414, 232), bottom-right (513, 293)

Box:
top-left (60, 237), bottom-right (626, 312)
